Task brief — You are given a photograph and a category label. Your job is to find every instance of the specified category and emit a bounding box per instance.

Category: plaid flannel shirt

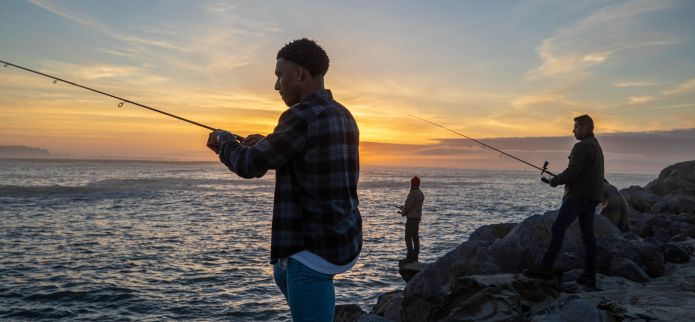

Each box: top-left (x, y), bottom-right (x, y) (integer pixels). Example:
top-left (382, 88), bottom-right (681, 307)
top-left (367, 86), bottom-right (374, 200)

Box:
top-left (217, 89), bottom-right (362, 266)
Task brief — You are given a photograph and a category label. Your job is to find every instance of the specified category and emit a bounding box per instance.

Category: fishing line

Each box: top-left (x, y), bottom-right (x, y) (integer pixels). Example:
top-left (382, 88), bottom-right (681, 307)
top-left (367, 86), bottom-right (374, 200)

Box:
top-left (1, 59), bottom-right (233, 134)
top-left (408, 114), bottom-right (555, 176)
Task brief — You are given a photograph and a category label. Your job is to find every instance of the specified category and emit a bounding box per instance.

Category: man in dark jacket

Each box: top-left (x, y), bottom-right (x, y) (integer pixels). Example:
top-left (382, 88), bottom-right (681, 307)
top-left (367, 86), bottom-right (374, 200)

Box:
top-left (524, 114), bottom-right (604, 287)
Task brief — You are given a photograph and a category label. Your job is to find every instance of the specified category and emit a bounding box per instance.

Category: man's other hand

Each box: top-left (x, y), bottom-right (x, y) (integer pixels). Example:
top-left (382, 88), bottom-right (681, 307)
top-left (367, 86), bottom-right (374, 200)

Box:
top-left (541, 177), bottom-right (558, 187)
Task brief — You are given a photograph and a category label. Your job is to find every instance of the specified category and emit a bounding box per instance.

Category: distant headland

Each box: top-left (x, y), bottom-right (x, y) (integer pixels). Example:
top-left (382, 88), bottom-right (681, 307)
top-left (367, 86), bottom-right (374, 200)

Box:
top-left (0, 145), bottom-right (51, 158)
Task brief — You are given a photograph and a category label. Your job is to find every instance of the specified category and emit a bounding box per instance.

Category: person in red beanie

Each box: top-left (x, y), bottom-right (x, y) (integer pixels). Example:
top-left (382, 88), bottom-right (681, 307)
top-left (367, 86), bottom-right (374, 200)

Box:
top-left (398, 176), bottom-right (425, 263)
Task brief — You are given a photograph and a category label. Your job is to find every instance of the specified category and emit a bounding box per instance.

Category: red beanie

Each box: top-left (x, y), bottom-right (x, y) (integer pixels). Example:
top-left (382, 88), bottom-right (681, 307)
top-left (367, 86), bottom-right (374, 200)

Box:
top-left (411, 176), bottom-right (420, 186)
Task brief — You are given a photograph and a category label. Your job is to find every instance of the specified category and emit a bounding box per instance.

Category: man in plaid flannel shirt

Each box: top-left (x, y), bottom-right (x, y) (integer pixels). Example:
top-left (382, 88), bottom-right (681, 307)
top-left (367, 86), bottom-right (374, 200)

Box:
top-left (206, 38), bottom-right (362, 321)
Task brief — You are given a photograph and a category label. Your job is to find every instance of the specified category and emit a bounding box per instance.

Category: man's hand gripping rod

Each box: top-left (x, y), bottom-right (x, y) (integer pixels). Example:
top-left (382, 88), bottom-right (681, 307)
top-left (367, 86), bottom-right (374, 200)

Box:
top-left (540, 161), bottom-right (555, 184)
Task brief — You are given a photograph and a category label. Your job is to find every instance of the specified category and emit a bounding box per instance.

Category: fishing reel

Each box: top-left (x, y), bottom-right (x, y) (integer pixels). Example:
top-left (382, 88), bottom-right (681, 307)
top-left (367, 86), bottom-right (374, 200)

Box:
top-left (540, 160), bottom-right (554, 185)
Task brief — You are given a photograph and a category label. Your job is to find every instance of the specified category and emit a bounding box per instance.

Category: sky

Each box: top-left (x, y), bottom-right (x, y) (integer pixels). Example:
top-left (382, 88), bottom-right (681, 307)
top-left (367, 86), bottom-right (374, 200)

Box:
top-left (1, 0), bottom-right (694, 173)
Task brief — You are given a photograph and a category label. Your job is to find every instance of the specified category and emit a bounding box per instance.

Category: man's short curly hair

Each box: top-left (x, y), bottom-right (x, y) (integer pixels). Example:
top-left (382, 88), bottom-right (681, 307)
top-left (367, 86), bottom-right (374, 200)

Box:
top-left (574, 114), bottom-right (594, 131)
top-left (277, 38), bottom-right (330, 76)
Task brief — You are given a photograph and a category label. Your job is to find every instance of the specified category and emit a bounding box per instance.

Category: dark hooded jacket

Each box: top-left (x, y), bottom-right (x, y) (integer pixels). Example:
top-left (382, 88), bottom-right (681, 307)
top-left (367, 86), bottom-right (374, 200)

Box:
top-left (550, 134), bottom-right (605, 202)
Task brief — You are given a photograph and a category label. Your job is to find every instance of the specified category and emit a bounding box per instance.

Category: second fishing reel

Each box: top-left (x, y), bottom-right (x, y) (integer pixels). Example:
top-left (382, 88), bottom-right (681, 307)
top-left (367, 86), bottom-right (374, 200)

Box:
top-left (540, 160), bottom-right (555, 185)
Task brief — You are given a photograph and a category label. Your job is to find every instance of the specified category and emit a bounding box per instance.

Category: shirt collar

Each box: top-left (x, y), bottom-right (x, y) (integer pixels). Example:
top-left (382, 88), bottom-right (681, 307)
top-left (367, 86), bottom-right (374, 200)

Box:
top-left (303, 89), bottom-right (332, 103)
top-left (581, 133), bottom-right (595, 141)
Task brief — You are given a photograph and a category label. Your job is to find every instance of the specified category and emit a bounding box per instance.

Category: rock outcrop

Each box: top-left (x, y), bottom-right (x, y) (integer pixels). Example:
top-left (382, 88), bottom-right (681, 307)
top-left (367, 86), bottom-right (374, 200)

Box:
top-left (350, 160), bottom-right (695, 322)
top-left (622, 161), bottom-right (695, 245)
top-left (370, 290), bottom-right (402, 321)
top-left (405, 274), bottom-right (560, 321)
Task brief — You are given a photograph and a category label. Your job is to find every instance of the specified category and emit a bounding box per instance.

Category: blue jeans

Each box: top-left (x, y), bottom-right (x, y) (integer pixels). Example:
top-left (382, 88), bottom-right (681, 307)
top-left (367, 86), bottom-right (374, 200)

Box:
top-left (273, 258), bottom-right (335, 321)
top-left (540, 198), bottom-right (599, 274)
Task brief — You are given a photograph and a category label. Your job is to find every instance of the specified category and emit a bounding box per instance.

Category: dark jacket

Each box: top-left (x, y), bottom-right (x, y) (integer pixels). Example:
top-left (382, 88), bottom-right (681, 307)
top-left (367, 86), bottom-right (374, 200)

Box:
top-left (550, 134), bottom-right (605, 202)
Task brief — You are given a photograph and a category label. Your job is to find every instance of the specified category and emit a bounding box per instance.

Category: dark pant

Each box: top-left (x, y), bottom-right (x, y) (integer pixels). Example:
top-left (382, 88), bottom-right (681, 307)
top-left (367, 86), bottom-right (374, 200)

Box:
top-left (540, 199), bottom-right (599, 274)
top-left (405, 217), bottom-right (421, 260)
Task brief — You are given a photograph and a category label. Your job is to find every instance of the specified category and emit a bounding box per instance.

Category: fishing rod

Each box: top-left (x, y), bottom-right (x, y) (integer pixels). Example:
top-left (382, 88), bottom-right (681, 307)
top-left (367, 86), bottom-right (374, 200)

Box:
top-left (1, 59), bottom-right (237, 135)
top-left (408, 114), bottom-right (555, 177)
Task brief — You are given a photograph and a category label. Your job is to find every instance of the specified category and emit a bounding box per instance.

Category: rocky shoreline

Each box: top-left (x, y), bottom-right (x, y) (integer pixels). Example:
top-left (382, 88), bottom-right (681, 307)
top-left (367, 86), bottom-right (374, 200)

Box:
top-left (337, 160), bottom-right (695, 322)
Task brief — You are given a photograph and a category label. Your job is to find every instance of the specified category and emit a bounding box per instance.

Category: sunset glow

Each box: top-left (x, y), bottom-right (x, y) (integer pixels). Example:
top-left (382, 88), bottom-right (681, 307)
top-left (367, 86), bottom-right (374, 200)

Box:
top-left (1, 1), bottom-right (694, 172)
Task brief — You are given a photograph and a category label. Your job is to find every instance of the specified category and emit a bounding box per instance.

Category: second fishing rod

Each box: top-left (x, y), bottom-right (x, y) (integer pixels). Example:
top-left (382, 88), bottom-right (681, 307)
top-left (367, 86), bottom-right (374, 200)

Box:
top-left (409, 114), bottom-right (556, 178)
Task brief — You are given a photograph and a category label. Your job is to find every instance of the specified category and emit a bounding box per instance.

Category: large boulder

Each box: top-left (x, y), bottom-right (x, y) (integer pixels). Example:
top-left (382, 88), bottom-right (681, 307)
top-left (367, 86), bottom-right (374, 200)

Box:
top-left (607, 257), bottom-right (650, 283)
top-left (370, 290), bottom-right (402, 321)
top-left (654, 194), bottom-right (695, 215)
top-left (636, 212), bottom-right (694, 242)
top-left (645, 160), bottom-right (695, 196)
top-left (620, 186), bottom-right (662, 213)
top-left (489, 210), bottom-right (621, 273)
top-left (596, 237), bottom-right (664, 278)
top-left (402, 240), bottom-right (500, 316)
top-left (620, 163), bottom-right (695, 240)
top-left (627, 160), bottom-right (695, 217)
top-left (468, 222), bottom-right (517, 242)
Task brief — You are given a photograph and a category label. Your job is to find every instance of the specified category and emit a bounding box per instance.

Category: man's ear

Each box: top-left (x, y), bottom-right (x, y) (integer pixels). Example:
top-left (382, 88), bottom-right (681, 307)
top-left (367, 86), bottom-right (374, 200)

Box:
top-left (295, 66), bottom-right (304, 81)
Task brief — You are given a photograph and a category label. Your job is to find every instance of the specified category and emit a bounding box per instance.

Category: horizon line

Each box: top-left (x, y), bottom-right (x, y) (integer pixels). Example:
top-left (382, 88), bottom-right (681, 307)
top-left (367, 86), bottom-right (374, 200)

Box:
top-left (0, 156), bottom-right (664, 176)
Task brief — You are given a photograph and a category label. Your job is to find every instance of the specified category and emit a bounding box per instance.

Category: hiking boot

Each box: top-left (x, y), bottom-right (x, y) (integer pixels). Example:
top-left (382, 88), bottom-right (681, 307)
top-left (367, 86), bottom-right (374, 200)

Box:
top-left (523, 266), bottom-right (554, 280)
top-left (576, 273), bottom-right (596, 287)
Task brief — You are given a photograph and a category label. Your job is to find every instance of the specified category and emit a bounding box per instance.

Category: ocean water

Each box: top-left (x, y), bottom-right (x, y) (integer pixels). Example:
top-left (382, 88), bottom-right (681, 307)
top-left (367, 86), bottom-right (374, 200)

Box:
top-left (0, 159), bottom-right (655, 321)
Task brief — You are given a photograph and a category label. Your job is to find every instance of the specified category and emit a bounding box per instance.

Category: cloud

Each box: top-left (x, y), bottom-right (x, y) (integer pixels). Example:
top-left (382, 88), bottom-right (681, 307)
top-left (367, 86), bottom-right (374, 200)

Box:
top-left (662, 78), bottom-right (695, 95)
top-left (202, 1), bottom-right (280, 34)
top-left (525, 47), bottom-right (610, 81)
top-left (36, 61), bottom-right (169, 87)
top-left (628, 96), bottom-right (655, 104)
top-left (72, 65), bottom-right (141, 80)
top-left (611, 81), bottom-right (657, 88)
top-left (653, 103), bottom-right (695, 110)
top-left (28, 0), bottom-right (109, 35)
top-left (525, 1), bottom-right (676, 81)
top-left (513, 1), bottom-right (689, 135)
top-left (361, 128), bottom-right (695, 173)
top-left (27, 0), bottom-right (278, 78)
top-left (415, 146), bottom-right (485, 156)
top-left (511, 91), bottom-right (568, 109)
top-left (607, 77), bottom-right (695, 108)
top-left (28, 0), bottom-right (190, 53)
